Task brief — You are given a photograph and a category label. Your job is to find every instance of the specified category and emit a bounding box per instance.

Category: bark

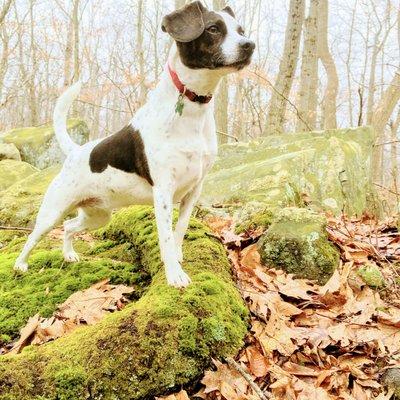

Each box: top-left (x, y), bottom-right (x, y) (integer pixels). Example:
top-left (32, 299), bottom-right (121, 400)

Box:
top-left (296, 0), bottom-right (319, 132)
top-left (213, 0), bottom-right (229, 142)
top-left (390, 110), bottom-right (400, 194)
top-left (136, 0), bottom-right (146, 106)
top-left (317, 0), bottom-right (338, 129)
top-left (63, 14), bottom-right (73, 86)
top-left (0, 0), bottom-right (13, 25)
top-left (266, 0), bottom-right (305, 135)
top-left (28, 0), bottom-right (38, 126)
top-left (72, 0), bottom-right (80, 82)
top-left (371, 71), bottom-right (400, 183)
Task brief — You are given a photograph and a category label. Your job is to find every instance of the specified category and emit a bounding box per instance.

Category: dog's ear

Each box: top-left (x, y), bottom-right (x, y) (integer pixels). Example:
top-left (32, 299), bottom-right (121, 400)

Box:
top-left (162, 1), bottom-right (207, 43)
top-left (222, 6), bottom-right (235, 18)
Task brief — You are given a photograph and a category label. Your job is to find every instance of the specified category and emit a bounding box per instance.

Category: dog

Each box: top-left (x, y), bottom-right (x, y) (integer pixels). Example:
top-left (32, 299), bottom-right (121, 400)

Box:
top-left (14, 1), bottom-right (255, 288)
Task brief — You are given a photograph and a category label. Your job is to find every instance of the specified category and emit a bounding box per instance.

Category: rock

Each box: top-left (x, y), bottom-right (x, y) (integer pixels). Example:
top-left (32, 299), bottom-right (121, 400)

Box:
top-left (0, 159), bottom-right (37, 192)
top-left (357, 264), bottom-right (386, 289)
top-left (0, 143), bottom-right (21, 161)
top-left (203, 127), bottom-right (376, 216)
top-left (0, 166), bottom-right (60, 227)
top-left (0, 206), bottom-right (248, 400)
top-left (382, 368), bottom-right (400, 398)
top-left (0, 119), bottom-right (89, 169)
top-left (234, 201), bottom-right (275, 233)
top-left (258, 207), bottom-right (339, 284)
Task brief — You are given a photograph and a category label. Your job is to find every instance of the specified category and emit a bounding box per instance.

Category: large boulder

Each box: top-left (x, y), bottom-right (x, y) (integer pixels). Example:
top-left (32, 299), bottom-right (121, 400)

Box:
top-left (0, 159), bottom-right (37, 192)
top-left (0, 207), bottom-right (248, 399)
top-left (203, 127), bottom-right (375, 216)
top-left (0, 119), bottom-right (89, 169)
top-left (0, 166), bottom-right (60, 227)
top-left (0, 143), bottom-right (21, 161)
top-left (258, 207), bottom-right (340, 284)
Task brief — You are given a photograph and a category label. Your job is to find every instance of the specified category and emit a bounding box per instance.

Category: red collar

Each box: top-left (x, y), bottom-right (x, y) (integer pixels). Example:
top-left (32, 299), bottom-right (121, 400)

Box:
top-left (168, 64), bottom-right (213, 104)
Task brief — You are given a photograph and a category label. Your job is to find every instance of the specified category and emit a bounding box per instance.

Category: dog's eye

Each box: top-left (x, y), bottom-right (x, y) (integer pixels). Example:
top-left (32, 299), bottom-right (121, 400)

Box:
top-left (207, 25), bottom-right (219, 34)
top-left (238, 28), bottom-right (245, 36)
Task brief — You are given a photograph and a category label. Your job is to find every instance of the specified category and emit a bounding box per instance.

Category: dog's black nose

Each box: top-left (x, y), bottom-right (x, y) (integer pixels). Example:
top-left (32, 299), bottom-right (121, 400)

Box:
top-left (241, 40), bottom-right (255, 52)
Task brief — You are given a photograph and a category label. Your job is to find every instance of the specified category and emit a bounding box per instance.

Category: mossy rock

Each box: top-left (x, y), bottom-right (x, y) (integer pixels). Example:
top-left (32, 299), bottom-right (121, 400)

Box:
top-left (0, 143), bottom-right (21, 161)
top-left (258, 207), bottom-right (339, 284)
top-left (234, 201), bottom-right (276, 234)
top-left (203, 127), bottom-right (375, 216)
top-left (0, 206), bottom-right (248, 399)
top-left (382, 368), bottom-right (400, 399)
top-left (357, 264), bottom-right (386, 289)
top-left (0, 165), bottom-right (60, 227)
top-left (0, 159), bottom-right (38, 192)
top-left (0, 119), bottom-right (89, 169)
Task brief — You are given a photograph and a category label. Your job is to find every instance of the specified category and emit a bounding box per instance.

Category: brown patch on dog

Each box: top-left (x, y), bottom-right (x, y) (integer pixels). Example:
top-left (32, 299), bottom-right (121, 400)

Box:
top-left (76, 197), bottom-right (101, 208)
top-left (89, 125), bottom-right (153, 186)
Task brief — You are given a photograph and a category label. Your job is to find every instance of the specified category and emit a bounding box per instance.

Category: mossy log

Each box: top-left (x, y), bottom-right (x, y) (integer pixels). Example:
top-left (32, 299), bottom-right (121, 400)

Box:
top-left (0, 206), bottom-right (248, 399)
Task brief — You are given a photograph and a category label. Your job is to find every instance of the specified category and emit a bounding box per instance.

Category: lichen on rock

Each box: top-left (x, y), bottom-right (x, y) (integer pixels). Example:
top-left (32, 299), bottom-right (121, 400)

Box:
top-left (0, 206), bottom-right (248, 399)
top-left (0, 159), bottom-right (38, 192)
top-left (0, 165), bottom-right (60, 227)
top-left (0, 143), bottom-right (21, 161)
top-left (258, 207), bottom-right (339, 284)
top-left (357, 264), bottom-right (386, 289)
top-left (0, 119), bottom-right (89, 169)
top-left (202, 127), bottom-right (375, 216)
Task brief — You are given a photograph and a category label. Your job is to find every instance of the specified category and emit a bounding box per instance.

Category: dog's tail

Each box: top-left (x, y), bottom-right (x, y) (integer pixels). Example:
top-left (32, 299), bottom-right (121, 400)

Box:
top-left (53, 81), bottom-right (82, 155)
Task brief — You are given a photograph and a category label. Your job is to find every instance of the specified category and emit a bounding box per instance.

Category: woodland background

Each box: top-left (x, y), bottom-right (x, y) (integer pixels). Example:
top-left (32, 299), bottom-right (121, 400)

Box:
top-left (0, 0), bottom-right (400, 194)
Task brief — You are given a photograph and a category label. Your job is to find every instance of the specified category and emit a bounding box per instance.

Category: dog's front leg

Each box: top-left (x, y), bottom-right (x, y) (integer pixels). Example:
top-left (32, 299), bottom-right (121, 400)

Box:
top-left (153, 185), bottom-right (191, 288)
top-left (174, 181), bottom-right (203, 263)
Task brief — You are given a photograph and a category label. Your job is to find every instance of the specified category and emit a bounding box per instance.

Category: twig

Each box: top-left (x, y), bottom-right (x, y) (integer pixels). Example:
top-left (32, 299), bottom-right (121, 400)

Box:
top-left (225, 357), bottom-right (272, 400)
top-left (374, 182), bottom-right (400, 196)
top-left (0, 226), bottom-right (32, 232)
top-left (217, 130), bottom-right (239, 142)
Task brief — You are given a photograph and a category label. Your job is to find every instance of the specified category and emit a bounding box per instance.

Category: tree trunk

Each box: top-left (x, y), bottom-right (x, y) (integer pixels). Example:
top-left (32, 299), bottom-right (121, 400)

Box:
top-left (213, 0), bottom-right (229, 142)
top-left (0, 0), bottom-right (13, 25)
top-left (266, 0), bottom-right (305, 135)
top-left (28, 0), bottom-right (38, 126)
top-left (317, 0), bottom-right (338, 129)
top-left (136, 0), bottom-right (146, 106)
top-left (371, 71), bottom-right (400, 183)
top-left (296, 0), bottom-right (319, 132)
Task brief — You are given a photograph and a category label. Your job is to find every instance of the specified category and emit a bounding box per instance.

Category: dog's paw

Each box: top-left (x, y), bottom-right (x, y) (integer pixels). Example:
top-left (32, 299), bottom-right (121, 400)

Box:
top-left (14, 261), bottom-right (29, 272)
top-left (63, 251), bottom-right (80, 262)
top-left (166, 266), bottom-right (191, 288)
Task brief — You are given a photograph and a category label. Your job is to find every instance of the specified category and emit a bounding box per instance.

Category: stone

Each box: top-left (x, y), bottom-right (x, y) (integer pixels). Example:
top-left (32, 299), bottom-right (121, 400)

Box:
top-left (0, 119), bottom-right (89, 169)
top-left (0, 159), bottom-right (37, 192)
top-left (258, 207), bottom-right (339, 284)
top-left (202, 127), bottom-right (375, 216)
top-left (0, 143), bottom-right (21, 161)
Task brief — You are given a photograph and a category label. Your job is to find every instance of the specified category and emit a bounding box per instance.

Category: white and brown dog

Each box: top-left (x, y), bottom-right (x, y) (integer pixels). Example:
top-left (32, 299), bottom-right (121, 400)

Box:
top-left (14, 1), bottom-right (255, 288)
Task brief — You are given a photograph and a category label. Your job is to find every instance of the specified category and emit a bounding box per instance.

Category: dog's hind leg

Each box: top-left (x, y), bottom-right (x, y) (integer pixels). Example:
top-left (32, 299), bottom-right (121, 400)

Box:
top-left (14, 185), bottom-right (74, 272)
top-left (63, 208), bottom-right (111, 262)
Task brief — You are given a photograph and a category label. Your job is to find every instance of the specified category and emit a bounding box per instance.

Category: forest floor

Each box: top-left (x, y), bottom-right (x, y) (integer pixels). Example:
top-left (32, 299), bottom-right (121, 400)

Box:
top-left (3, 212), bottom-right (400, 400)
top-left (159, 212), bottom-right (400, 400)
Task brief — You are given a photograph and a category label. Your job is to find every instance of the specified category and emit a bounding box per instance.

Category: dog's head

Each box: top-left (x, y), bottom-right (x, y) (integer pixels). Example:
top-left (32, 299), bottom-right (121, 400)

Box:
top-left (162, 1), bottom-right (255, 71)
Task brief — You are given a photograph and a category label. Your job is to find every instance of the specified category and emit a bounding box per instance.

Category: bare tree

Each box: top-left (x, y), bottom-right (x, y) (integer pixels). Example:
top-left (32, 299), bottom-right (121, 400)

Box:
top-left (296, 0), bottom-right (319, 132)
top-left (0, 0), bottom-right (13, 25)
top-left (266, 0), bottom-right (305, 135)
top-left (317, 0), bottom-right (338, 129)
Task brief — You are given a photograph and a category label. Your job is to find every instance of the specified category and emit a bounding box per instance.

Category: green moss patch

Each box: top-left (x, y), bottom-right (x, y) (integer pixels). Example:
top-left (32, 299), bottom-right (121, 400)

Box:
top-left (0, 160), bottom-right (37, 192)
top-left (258, 207), bottom-right (339, 284)
top-left (0, 206), bottom-right (247, 399)
top-left (358, 264), bottom-right (386, 289)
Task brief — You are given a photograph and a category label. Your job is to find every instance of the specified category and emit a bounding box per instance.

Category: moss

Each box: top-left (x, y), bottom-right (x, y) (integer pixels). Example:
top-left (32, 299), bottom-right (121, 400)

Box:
top-left (1, 119), bottom-right (89, 169)
top-left (0, 166), bottom-right (60, 227)
top-left (0, 143), bottom-right (21, 162)
top-left (0, 160), bottom-right (37, 192)
top-left (357, 264), bottom-right (386, 289)
top-left (258, 207), bottom-right (339, 284)
top-left (235, 202), bottom-right (275, 234)
top-left (0, 206), bottom-right (248, 399)
top-left (0, 234), bottom-right (146, 342)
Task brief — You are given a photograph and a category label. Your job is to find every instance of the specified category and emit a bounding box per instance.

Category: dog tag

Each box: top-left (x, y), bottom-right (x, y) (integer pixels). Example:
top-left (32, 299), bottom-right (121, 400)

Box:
top-left (175, 94), bottom-right (185, 116)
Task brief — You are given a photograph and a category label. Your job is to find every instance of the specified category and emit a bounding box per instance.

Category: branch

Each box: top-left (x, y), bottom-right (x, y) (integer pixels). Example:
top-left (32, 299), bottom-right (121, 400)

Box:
top-left (0, 225), bottom-right (32, 232)
top-left (0, 0), bottom-right (13, 25)
top-left (216, 130), bottom-right (239, 142)
top-left (225, 357), bottom-right (272, 400)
